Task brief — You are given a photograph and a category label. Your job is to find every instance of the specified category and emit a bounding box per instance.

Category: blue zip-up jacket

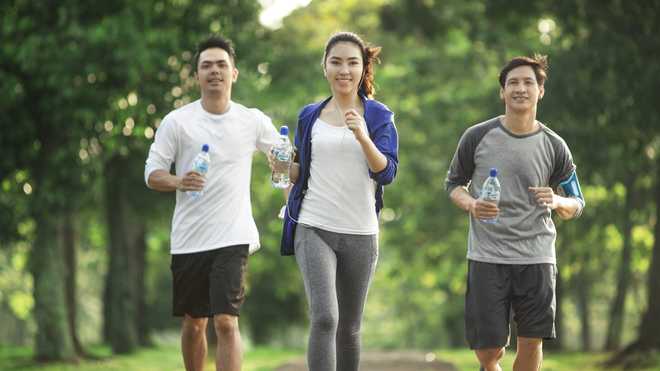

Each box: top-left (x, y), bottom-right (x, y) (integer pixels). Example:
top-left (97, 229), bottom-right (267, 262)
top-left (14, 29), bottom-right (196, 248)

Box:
top-left (280, 95), bottom-right (399, 256)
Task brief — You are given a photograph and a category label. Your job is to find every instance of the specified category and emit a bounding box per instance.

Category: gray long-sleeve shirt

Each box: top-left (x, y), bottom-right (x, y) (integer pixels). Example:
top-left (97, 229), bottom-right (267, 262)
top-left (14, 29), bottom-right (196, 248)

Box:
top-left (445, 116), bottom-right (579, 264)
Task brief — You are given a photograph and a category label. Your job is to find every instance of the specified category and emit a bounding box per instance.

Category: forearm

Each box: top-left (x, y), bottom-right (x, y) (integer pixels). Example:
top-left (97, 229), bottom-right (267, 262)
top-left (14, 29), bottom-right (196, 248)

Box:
top-left (554, 196), bottom-right (582, 220)
top-left (449, 186), bottom-right (476, 213)
top-left (357, 137), bottom-right (387, 173)
top-left (147, 169), bottom-right (181, 192)
top-left (289, 162), bottom-right (300, 184)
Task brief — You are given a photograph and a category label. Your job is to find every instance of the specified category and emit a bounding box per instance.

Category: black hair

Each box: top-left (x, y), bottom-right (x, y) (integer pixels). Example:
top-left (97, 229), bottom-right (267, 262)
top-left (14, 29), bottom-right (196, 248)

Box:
top-left (499, 54), bottom-right (548, 87)
top-left (192, 35), bottom-right (237, 71)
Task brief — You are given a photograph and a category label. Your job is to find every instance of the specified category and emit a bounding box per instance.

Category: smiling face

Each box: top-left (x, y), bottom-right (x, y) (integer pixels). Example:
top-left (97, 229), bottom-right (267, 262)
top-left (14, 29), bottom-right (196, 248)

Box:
top-left (196, 47), bottom-right (238, 97)
top-left (500, 65), bottom-right (544, 113)
top-left (323, 41), bottom-right (364, 97)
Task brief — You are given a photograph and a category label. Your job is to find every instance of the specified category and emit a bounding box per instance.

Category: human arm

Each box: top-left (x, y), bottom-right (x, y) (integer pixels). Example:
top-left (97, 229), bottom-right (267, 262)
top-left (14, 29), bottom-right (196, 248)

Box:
top-left (547, 137), bottom-right (586, 220)
top-left (528, 187), bottom-right (582, 220)
top-left (147, 169), bottom-right (205, 192)
top-left (531, 169), bottom-right (586, 220)
top-left (289, 161), bottom-right (300, 184)
top-left (449, 186), bottom-right (500, 219)
top-left (345, 109), bottom-right (388, 173)
top-left (144, 115), bottom-right (190, 192)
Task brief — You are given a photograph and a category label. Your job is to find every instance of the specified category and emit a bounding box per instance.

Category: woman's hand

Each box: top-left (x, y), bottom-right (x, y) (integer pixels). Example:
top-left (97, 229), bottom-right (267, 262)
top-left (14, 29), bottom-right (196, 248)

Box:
top-left (345, 109), bottom-right (369, 142)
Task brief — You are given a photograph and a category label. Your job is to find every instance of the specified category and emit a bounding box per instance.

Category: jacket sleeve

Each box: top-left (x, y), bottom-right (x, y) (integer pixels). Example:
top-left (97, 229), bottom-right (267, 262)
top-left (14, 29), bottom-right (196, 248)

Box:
top-left (368, 116), bottom-right (398, 185)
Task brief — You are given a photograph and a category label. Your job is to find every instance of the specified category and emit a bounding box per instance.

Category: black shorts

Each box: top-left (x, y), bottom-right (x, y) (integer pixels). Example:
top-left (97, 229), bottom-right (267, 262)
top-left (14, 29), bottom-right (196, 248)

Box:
top-left (171, 244), bottom-right (249, 318)
top-left (465, 260), bottom-right (557, 349)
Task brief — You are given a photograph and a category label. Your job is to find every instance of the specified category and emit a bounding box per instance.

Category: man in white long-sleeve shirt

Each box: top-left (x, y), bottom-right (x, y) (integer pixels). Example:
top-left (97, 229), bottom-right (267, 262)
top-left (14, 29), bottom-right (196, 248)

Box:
top-left (144, 35), bottom-right (279, 371)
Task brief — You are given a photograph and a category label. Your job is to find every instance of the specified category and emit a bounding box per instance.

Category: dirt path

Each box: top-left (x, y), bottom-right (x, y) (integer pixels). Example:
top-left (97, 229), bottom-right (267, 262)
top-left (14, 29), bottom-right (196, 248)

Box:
top-left (274, 351), bottom-right (458, 371)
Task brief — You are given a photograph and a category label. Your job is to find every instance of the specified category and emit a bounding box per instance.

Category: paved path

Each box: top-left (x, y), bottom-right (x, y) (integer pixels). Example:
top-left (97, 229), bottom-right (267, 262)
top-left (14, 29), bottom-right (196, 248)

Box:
top-left (275, 351), bottom-right (458, 371)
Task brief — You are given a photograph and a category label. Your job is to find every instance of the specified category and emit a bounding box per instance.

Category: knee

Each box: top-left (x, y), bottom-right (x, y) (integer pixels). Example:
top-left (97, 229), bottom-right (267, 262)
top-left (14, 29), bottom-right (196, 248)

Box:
top-left (183, 316), bottom-right (208, 336)
top-left (311, 312), bottom-right (338, 333)
top-left (213, 314), bottom-right (239, 337)
top-left (517, 337), bottom-right (543, 353)
top-left (475, 347), bottom-right (505, 365)
top-left (337, 320), bottom-right (361, 339)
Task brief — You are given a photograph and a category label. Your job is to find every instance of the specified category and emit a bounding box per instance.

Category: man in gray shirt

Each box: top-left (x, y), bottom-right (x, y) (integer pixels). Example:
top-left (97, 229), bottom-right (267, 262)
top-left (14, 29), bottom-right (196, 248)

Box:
top-left (446, 55), bottom-right (585, 371)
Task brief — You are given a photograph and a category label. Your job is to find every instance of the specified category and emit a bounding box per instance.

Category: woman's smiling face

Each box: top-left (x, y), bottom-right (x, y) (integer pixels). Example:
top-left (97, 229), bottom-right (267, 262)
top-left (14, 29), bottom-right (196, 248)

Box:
top-left (324, 41), bottom-right (364, 97)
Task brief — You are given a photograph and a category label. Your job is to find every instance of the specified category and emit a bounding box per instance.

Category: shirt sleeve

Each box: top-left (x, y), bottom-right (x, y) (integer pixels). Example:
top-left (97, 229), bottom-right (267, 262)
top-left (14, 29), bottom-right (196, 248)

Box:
top-left (255, 110), bottom-right (280, 154)
top-left (548, 137), bottom-right (577, 190)
top-left (368, 116), bottom-right (399, 185)
top-left (144, 115), bottom-right (178, 187)
top-left (445, 128), bottom-right (478, 195)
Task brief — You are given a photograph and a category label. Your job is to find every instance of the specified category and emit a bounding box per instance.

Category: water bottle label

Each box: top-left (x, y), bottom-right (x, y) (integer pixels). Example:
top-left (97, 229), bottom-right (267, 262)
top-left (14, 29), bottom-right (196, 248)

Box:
top-left (194, 162), bottom-right (209, 174)
top-left (275, 150), bottom-right (290, 162)
top-left (483, 187), bottom-right (497, 200)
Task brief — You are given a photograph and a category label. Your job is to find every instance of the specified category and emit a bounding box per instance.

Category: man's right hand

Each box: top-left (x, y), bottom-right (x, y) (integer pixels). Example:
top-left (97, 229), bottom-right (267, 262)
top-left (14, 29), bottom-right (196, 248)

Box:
top-left (469, 198), bottom-right (500, 220)
top-left (177, 171), bottom-right (206, 192)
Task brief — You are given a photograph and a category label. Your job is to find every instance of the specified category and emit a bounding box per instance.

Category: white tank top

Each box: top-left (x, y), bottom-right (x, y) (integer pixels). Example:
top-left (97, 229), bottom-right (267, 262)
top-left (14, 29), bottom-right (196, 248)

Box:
top-left (298, 118), bottom-right (378, 234)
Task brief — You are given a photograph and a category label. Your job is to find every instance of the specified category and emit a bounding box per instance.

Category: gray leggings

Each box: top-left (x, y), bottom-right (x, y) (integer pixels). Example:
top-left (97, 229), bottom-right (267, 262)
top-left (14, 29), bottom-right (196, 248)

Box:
top-left (294, 224), bottom-right (378, 371)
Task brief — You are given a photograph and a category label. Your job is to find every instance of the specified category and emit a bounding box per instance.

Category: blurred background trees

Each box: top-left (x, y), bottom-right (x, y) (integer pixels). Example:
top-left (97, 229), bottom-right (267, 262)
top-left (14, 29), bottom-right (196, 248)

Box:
top-left (1, 0), bottom-right (658, 367)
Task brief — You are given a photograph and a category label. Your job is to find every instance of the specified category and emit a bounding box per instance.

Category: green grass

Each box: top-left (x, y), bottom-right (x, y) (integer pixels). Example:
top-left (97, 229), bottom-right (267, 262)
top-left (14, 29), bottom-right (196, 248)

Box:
top-left (0, 345), bottom-right (302, 371)
top-left (3, 346), bottom-right (660, 371)
top-left (435, 349), bottom-right (660, 371)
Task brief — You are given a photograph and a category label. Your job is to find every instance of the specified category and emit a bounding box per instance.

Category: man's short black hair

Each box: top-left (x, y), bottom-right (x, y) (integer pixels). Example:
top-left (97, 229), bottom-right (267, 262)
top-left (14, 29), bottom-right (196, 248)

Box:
top-left (499, 54), bottom-right (548, 88)
top-left (193, 35), bottom-right (236, 71)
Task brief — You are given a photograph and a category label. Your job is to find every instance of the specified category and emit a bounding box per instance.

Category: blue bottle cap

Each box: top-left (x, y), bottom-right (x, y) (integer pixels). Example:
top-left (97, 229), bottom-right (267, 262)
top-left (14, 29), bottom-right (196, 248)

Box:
top-left (280, 126), bottom-right (289, 135)
top-left (490, 168), bottom-right (497, 177)
top-left (201, 144), bottom-right (209, 152)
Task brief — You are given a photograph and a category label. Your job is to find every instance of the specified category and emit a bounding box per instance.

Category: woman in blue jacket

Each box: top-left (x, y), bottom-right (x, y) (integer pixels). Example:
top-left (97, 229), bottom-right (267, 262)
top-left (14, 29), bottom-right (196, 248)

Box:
top-left (279, 32), bottom-right (399, 371)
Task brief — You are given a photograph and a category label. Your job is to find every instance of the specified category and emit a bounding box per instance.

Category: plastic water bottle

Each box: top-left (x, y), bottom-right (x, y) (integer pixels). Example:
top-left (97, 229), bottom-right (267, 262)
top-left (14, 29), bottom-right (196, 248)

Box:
top-left (271, 126), bottom-right (292, 189)
top-left (187, 144), bottom-right (210, 199)
top-left (479, 168), bottom-right (501, 223)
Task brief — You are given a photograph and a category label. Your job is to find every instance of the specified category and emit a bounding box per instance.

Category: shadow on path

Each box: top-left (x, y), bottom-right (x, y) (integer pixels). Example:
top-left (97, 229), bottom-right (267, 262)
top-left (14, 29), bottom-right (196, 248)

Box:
top-left (275, 351), bottom-right (458, 371)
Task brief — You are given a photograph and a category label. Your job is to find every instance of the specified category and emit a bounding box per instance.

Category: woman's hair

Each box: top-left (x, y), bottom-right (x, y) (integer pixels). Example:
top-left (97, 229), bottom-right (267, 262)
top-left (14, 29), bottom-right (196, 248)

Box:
top-left (322, 32), bottom-right (381, 98)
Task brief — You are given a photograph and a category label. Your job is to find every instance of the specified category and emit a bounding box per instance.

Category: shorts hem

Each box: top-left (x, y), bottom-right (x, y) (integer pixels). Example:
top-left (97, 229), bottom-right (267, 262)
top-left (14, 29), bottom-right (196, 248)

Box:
top-left (468, 340), bottom-right (509, 350)
top-left (173, 308), bottom-right (241, 318)
top-left (517, 331), bottom-right (556, 340)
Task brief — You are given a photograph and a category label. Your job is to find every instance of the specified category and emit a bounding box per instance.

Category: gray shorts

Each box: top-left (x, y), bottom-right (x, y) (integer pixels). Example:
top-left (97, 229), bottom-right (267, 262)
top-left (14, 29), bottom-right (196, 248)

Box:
top-left (465, 260), bottom-right (557, 349)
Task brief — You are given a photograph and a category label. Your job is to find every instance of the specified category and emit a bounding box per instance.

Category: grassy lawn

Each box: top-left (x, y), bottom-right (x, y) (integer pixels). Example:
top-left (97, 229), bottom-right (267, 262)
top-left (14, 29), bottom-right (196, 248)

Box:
top-left (436, 349), bottom-right (660, 371)
top-left (0, 345), bottom-right (302, 371)
top-left (3, 346), bottom-right (659, 370)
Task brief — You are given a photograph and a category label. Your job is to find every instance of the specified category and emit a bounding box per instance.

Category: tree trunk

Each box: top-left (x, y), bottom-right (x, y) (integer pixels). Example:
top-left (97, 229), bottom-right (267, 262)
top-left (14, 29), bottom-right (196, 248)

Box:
top-left (605, 177), bottom-right (634, 350)
top-left (576, 267), bottom-right (592, 351)
top-left (635, 157), bottom-right (660, 349)
top-left (103, 155), bottom-right (139, 354)
top-left (29, 124), bottom-right (75, 361)
top-left (30, 212), bottom-right (75, 361)
top-left (62, 209), bottom-right (85, 356)
top-left (133, 223), bottom-right (152, 346)
top-left (610, 153), bottom-right (660, 368)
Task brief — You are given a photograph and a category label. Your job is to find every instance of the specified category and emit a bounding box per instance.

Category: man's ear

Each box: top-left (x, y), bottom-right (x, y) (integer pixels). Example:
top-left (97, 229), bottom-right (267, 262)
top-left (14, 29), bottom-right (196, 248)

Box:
top-left (538, 84), bottom-right (545, 100)
top-left (499, 87), bottom-right (504, 101)
top-left (233, 67), bottom-right (239, 82)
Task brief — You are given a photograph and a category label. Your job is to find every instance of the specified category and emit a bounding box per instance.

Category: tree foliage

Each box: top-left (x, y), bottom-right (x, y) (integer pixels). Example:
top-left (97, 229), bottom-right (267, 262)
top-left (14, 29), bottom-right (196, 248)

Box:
top-left (1, 0), bottom-right (659, 364)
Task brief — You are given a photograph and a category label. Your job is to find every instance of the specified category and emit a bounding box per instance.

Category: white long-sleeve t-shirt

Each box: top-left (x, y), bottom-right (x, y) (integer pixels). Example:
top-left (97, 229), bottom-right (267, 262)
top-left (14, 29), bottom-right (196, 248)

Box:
top-left (145, 100), bottom-right (279, 254)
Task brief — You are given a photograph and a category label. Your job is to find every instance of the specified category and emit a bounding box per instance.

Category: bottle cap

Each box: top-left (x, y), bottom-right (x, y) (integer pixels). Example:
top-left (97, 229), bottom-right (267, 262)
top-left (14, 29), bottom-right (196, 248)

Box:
top-left (280, 126), bottom-right (289, 136)
top-left (490, 168), bottom-right (497, 177)
top-left (202, 144), bottom-right (210, 152)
